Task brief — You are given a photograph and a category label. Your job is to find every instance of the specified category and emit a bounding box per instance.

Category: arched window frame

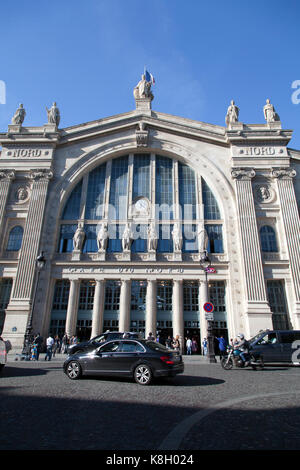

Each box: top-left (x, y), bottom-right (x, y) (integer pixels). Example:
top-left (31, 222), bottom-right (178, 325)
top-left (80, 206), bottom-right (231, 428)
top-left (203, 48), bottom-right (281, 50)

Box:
top-left (6, 225), bottom-right (24, 252)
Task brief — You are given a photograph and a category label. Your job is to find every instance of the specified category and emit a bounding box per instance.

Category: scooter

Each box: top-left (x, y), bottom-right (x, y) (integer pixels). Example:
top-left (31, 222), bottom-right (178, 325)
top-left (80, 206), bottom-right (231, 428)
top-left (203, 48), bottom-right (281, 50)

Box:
top-left (220, 345), bottom-right (264, 370)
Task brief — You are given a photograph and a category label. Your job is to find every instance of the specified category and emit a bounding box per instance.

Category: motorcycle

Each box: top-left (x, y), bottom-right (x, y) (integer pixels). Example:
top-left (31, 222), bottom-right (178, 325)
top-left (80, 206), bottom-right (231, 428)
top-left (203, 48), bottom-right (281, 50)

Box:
top-left (220, 345), bottom-right (264, 370)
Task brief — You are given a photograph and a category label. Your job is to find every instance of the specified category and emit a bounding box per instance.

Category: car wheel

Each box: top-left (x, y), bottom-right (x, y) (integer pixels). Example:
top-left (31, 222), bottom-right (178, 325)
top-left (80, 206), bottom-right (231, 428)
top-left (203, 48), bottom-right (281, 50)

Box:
top-left (134, 364), bottom-right (152, 385)
top-left (66, 360), bottom-right (82, 380)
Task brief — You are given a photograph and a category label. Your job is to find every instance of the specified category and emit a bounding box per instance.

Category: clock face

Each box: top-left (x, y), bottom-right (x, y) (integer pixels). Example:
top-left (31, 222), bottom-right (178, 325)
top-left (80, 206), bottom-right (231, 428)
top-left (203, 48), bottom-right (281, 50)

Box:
top-left (134, 198), bottom-right (149, 215)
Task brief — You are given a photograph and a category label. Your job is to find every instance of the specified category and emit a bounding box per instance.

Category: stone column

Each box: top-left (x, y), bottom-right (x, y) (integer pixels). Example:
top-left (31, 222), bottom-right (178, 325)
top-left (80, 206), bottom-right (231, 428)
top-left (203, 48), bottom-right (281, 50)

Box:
top-left (199, 279), bottom-right (208, 340)
top-left (3, 170), bottom-right (53, 347)
top-left (65, 279), bottom-right (80, 339)
top-left (145, 279), bottom-right (157, 338)
top-left (231, 168), bottom-right (272, 334)
top-left (90, 279), bottom-right (105, 338)
top-left (172, 280), bottom-right (184, 350)
top-left (272, 168), bottom-right (300, 320)
top-left (0, 171), bottom-right (15, 235)
top-left (119, 279), bottom-right (131, 332)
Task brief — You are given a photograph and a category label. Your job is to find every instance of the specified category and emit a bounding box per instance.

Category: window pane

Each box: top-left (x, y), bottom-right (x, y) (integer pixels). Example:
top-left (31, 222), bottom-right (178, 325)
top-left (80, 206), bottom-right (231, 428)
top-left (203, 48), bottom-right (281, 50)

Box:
top-left (85, 164), bottom-right (106, 220)
top-left (179, 163), bottom-right (196, 220)
top-left (205, 224), bottom-right (223, 253)
top-left (157, 224), bottom-right (173, 253)
top-left (109, 156), bottom-right (128, 220)
top-left (82, 225), bottom-right (98, 253)
top-left (7, 226), bottom-right (23, 251)
top-left (131, 224), bottom-right (147, 253)
top-left (133, 154), bottom-right (150, 200)
top-left (182, 224), bottom-right (198, 253)
top-left (260, 226), bottom-right (278, 252)
top-left (202, 179), bottom-right (221, 220)
top-left (52, 280), bottom-right (70, 311)
top-left (131, 280), bottom-right (147, 311)
top-left (156, 156), bottom-right (173, 220)
top-left (58, 225), bottom-right (77, 253)
top-left (62, 180), bottom-right (82, 220)
top-left (104, 281), bottom-right (121, 311)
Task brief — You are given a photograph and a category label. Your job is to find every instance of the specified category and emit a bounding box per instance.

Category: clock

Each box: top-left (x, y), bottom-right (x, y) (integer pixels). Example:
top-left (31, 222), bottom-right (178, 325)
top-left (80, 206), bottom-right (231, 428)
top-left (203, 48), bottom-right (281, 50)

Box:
top-left (133, 197), bottom-right (149, 216)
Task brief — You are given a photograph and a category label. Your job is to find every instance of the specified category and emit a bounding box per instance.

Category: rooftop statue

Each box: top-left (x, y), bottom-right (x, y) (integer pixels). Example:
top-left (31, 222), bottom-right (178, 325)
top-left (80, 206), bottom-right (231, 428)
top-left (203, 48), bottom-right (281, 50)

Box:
top-left (11, 103), bottom-right (26, 125)
top-left (134, 74), bottom-right (153, 100)
top-left (46, 102), bottom-right (60, 127)
top-left (263, 99), bottom-right (280, 123)
top-left (225, 100), bottom-right (239, 126)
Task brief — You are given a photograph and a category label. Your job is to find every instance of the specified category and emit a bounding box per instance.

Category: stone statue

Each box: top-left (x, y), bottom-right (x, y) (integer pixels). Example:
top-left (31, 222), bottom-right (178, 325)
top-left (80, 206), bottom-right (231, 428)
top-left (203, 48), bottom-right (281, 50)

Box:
top-left (97, 223), bottom-right (109, 251)
top-left (122, 223), bottom-right (133, 251)
top-left (133, 74), bottom-right (153, 100)
top-left (263, 99), bottom-right (280, 123)
top-left (73, 225), bottom-right (85, 251)
top-left (172, 223), bottom-right (183, 251)
top-left (225, 100), bottom-right (239, 126)
top-left (11, 103), bottom-right (26, 125)
top-left (198, 227), bottom-right (209, 253)
top-left (46, 102), bottom-right (60, 127)
top-left (147, 223), bottom-right (158, 251)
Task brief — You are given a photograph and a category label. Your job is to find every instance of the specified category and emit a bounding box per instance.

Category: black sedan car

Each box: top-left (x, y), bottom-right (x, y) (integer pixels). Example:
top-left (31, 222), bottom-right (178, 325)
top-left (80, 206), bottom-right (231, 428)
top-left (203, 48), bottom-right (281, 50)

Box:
top-left (67, 331), bottom-right (142, 355)
top-left (63, 339), bottom-right (184, 385)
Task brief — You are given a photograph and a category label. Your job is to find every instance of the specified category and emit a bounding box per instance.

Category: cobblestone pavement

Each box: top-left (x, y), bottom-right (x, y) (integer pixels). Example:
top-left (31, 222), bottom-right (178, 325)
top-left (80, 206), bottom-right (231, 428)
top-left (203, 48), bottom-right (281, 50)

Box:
top-left (1, 354), bottom-right (300, 450)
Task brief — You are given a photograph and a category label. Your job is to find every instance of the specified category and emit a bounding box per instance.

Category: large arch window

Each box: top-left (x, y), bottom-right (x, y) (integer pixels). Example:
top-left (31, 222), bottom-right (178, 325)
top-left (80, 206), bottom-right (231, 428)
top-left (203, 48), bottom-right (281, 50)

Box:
top-left (6, 226), bottom-right (23, 251)
top-left (260, 225), bottom-right (278, 252)
top-left (59, 154), bottom-right (223, 254)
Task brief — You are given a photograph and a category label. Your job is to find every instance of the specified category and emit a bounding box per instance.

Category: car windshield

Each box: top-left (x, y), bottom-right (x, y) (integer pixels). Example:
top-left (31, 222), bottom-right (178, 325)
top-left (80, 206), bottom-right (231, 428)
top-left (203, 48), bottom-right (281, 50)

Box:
top-left (249, 331), bottom-right (267, 343)
top-left (146, 341), bottom-right (169, 352)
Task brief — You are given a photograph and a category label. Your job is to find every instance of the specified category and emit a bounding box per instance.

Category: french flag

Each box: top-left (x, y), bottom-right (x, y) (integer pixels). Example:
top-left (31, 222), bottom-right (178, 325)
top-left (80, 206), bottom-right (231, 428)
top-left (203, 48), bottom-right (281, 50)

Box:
top-left (145, 69), bottom-right (155, 85)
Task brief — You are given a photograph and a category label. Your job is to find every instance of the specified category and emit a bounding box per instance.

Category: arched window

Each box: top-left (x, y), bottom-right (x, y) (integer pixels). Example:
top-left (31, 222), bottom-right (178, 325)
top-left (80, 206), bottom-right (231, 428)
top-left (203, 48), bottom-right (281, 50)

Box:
top-left (260, 225), bottom-right (278, 252)
top-left (6, 226), bottom-right (23, 251)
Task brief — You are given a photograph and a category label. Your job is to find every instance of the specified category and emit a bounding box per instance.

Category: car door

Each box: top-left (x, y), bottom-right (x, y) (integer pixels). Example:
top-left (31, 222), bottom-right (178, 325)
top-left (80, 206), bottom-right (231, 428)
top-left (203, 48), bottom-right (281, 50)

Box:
top-left (116, 341), bottom-right (145, 373)
top-left (279, 332), bottom-right (300, 362)
top-left (252, 332), bottom-right (281, 362)
top-left (85, 340), bottom-right (122, 374)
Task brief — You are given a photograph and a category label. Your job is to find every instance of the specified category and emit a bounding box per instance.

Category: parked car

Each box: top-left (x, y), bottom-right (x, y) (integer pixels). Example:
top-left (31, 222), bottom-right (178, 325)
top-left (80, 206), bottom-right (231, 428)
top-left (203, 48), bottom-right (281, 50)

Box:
top-left (67, 331), bottom-right (143, 355)
top-left (249, 330), bottom-right (300, 364)
top-left (64, 338), bottom-right (184, 385)
top-left (0, 336), bottom-right (7, 373)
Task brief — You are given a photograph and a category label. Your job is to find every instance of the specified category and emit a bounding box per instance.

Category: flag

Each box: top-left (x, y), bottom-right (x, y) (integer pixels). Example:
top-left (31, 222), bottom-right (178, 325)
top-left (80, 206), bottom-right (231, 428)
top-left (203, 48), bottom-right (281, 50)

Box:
top-left (144, 69), bottom-right (155, 85)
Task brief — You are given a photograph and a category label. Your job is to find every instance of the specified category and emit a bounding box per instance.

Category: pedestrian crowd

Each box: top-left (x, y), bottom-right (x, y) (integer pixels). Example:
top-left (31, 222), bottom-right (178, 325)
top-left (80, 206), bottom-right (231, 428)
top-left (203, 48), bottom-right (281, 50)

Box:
top-left (29, 332), bottom-right (79, 361)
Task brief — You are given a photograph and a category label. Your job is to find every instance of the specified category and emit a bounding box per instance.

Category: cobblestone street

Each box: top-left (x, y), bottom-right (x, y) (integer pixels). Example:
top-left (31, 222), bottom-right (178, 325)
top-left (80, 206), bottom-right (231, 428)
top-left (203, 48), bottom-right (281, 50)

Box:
top-left (1, 355), bottom-right (300, 450)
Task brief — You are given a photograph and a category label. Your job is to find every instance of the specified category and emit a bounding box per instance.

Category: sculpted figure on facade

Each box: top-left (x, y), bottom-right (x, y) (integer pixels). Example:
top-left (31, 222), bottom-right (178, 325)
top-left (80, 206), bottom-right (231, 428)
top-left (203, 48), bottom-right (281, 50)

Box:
top-left (198, 227), bottom-right (209, 254)
top-left (263, 99), bottom-right (280, 123)
top-left (73, 224), bottom-right (85, 251)
top-left (225, 100), bottom-right (239, 126)
top-left (11, 103), bottom-right (26, 125)
top-left (97, 223), bottom-right (109, 251)
top-left (133, 74), bottom-right (153, 100)
top-left (46, 102), bottom-right (60, 127)
top-left (172, 223), bottom-right (183, 251)
top-left (147, 222), bottom-right (158, 251)
top-left (122, 223), bottom-right (133, 251)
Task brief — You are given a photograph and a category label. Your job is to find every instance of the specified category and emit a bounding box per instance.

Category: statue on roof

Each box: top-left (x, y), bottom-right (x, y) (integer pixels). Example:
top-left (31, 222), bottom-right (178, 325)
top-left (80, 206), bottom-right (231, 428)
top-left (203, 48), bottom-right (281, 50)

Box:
top-left (11, 103), bottom-right (26, 125)
top-left (225, 100), bottom-right (239, 126)
top-left (263, 99), bottom-right (280, 123)
top-left (46, 102), bottom-right (60, 127)
top-left (134, 74), bottom-right (153, 100)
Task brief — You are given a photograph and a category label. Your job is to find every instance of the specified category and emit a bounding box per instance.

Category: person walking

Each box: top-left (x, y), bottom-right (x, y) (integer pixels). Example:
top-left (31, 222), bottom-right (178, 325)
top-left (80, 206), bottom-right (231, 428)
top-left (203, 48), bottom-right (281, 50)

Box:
top-left (202, 338), bottom-right (208, 356)
top-left (186, 337), bottom-right (192, 355)
top-left (192, 338), bottom-right (198, 354)
top-left (33, 333), bottom-right (43, 360)
top-left (45, 334), bottom-right (54, 361)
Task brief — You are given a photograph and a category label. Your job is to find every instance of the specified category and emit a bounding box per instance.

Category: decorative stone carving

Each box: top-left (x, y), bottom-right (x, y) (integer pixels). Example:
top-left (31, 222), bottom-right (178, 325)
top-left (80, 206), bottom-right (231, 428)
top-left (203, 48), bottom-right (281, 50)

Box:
top-left (73, 224), bottom-right (85, 252)
top-left (263, 99), bottom-right (280, 123)
top-left (28, 169), bottom-right (53, 181)
top-left (11, 104), bottom-right (26, 125)
top-left (133, 74), bottom-right (153, 100)
top-left (122, 223), bottom-right (133, 252)
top-left (172, 223), bottom-right (183, 252)
top-left (198, 227), bottom-right (209, 254)
top-left (271, 167), bottom-right (296, 179)
top-left (15, 186), bottom-right (30, 204)
top-left (132, 197), bottom-right (150, 217)
top-left (136, 122), bottom-right (149, 147)
top-left (147, 222), bottom-right (158, 251)
top-left (255, 184), bottom-right (273, 203)
top-left (225, 100), bottom-right (239, 126)
top-left (46, 102), bottom-right (60, 127)
top-left (97, 223), bottom-right (109, 251)
top-left (231, 168), bottom-right (256, 180)
top-left (0, 170), bottom-right (15, 181)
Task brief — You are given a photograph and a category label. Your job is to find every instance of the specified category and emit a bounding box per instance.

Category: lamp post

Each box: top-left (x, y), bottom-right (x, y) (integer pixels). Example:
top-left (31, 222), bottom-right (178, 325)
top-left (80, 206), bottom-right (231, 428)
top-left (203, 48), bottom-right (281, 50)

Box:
top-left (22, 252), bottom-right (46, 356)
top-left (200, 251), bottom-right (216, 363)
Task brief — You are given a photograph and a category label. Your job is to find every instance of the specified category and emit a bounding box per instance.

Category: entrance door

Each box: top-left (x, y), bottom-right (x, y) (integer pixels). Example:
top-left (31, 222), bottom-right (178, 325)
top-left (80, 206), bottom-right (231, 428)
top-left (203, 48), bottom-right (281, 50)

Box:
top-left (184, 328), bottom-right (200, 354)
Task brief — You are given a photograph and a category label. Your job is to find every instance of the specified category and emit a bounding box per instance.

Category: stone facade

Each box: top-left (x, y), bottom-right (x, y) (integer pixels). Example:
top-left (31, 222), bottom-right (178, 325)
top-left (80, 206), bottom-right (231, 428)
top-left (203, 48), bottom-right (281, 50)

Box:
top-left (0, 88), bottom-right (299, 351)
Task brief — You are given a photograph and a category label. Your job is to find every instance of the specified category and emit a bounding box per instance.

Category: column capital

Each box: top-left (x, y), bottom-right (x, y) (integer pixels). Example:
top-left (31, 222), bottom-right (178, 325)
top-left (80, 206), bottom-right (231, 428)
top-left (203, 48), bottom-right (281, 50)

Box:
top-left (0, 170), bottom-right (15, 181)
top-left (271, 167), bottom-right (296, 180)
top-left (27, 169), bottom-right (53, 182)
top-left (231, 168), bottom-right (256, 180)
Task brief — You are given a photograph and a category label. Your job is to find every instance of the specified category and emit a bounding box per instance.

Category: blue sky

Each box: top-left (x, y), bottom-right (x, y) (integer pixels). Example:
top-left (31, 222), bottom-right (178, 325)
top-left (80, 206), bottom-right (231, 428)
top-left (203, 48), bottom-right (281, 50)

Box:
top-left (1, 0), bottom-right (300, 148)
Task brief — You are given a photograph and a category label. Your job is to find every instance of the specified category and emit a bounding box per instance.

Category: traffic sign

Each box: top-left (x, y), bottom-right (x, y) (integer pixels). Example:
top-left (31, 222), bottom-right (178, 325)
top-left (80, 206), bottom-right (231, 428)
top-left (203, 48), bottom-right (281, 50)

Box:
top-left (203, 302), bottom-right (214, 313)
